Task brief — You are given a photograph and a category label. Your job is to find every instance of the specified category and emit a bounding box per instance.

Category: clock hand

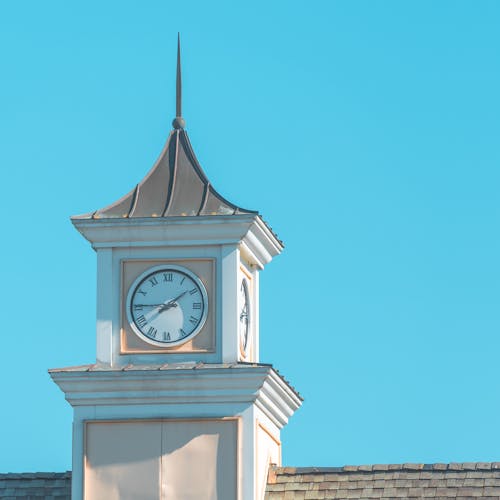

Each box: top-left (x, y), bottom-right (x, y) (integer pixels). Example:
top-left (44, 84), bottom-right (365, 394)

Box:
top-left (159, 302), bottom-right (178, 312)
top-left (134, 304), bottom-right (171, 307)
top-left (159, 290), bottom-right (188, 312)
top-left (240, 304), bottom-right (248, 321)
top-left (170, 290), bottom-right (188, 303)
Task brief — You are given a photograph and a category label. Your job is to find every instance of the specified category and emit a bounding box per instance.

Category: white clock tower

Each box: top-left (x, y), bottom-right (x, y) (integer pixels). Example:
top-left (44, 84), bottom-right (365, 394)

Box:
top-left (51, 37), bottom-right (301, 500)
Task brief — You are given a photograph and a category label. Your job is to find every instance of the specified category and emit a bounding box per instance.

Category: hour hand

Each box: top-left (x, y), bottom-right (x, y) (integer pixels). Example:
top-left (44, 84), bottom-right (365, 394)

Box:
top-left (159, 291), bottom-right (188, 312)
top-left (159, 302), bottom-right (178, 312)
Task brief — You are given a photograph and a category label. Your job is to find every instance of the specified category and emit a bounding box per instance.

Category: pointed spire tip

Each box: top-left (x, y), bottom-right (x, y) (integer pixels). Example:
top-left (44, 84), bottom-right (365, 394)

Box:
top-left (173, 32), bottom-right (185, 129)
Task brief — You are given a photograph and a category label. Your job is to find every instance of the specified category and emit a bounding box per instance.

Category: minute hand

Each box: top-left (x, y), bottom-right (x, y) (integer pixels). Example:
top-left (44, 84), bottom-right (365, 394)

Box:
top-left (134, 304), bottom-right (169, 307)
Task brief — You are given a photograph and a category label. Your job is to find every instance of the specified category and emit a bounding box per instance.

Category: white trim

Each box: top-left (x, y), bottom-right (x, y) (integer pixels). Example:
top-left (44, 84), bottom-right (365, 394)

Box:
top-left (72, 215), bottom-right (283, 268)
top-left (51, 365), bottom-right (301, 429)
top-left (221, 245), bottom-right (239, 363)
top-left (96, 249), bottom-right (113, 365)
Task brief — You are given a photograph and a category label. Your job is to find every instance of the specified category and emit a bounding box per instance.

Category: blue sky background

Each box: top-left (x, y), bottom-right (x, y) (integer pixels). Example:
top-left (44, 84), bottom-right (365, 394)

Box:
top-left (1, 0), bottom-right (499, 472)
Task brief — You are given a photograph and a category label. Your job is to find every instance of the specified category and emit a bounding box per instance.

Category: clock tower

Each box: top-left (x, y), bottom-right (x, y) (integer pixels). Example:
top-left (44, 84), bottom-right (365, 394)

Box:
top-left (51, 37), bottom-right (301, 500)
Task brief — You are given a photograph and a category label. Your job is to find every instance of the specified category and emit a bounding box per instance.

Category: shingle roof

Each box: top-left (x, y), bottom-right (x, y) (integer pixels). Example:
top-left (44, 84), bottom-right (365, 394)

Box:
top-left (0, 472), bottom-right (71, 499)
top-left (265, 463), bottom-right (500, 499)
top-left (3, 464), bottom-right (500, 498)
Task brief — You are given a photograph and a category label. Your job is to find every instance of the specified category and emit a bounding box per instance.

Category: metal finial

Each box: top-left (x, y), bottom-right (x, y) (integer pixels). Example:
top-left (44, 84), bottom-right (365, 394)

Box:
top-left (172, 33), bottom-right (185, 129)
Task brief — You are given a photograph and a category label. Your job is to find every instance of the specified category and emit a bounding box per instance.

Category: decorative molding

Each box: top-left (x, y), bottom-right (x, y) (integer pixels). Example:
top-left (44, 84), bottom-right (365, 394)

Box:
top-left (72, 215), bottom-right (282, 268)
top-left (50, 364), bottom-right (302, 429)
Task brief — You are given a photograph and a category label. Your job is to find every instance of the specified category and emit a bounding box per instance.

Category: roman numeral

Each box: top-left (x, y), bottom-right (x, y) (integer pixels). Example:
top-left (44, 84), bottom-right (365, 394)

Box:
top-left (136, 315), bottom-right (147, 327)
top-left (189, 288), bottom-right (198, 295)
top-left (147, 327), bottom-right (157, 338)
top-left (137, 289), bottom-right (147, 296)
top-left (163, 273), bottom-right (173, 282)
top-left (180, 277), bottom-right (186, 285)
top-left (163, 332), bottom-right (171, 341)
top-left (149, 276), bottom-right (159, 286)
top-left (133, 304), bottom-right (143, 311)
top-left (179, 328), bottom-right (187, 337)
top-left (192, 302), bottom-right (201, 310)
top-left (189, 316), bottom-right (198, 325)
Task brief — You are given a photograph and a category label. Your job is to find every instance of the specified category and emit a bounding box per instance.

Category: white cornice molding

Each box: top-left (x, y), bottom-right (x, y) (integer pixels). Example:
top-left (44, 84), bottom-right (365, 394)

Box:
top-left (241, 217), bottom-right (283, 268)
top-left (50, 365), bottom-right (301, 428)
top-left (72, 215), bottom-right (283, 268)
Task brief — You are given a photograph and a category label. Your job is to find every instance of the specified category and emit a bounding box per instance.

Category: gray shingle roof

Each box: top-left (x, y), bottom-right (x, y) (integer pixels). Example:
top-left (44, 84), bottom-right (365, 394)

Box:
top-left (0, 472), bottom-right (70, 499)
top-left (265, 463), bottom-right (500, 499)
top-left (3, 464), bottom-right (500, 498)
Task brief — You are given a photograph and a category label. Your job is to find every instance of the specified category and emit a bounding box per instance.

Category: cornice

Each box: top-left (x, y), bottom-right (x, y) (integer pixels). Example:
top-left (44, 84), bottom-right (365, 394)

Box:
top-left (50, 364), bottom-right (301, 428)
top-left (72, 214), bottom-right (283, 267)
top-left (241, 216), bottom-right (284, 268)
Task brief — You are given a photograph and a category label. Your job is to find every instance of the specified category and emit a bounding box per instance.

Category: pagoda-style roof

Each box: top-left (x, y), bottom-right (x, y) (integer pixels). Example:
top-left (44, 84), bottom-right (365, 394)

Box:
top-left (72, 34), bottom-right (257, 222)
top-left (72, 127), bottom-right (257, 220)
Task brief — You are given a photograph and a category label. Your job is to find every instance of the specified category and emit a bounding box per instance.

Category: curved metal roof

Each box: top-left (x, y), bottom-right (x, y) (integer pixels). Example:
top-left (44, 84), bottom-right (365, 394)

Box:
top-left (73, 35), bottom-right (259, 222)
top-left (72, 128), bottom-right (257, 220)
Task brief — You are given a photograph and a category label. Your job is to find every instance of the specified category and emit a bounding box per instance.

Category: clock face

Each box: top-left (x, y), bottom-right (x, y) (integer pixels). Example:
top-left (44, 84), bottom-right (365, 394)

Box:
top-left (239, 278), bottom-right (250, 356)
top-left (126, 265), bottom-right (208, 347)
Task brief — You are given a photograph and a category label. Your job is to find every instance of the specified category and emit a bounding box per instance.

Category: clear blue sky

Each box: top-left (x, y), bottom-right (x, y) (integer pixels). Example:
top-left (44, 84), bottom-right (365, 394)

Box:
top-left (1, 0), bottom-right (499, 472)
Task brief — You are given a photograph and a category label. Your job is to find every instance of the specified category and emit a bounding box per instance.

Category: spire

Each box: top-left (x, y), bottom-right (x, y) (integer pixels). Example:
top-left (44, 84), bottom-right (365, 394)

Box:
top-left (172, 33), bottom-right (186, 130)
top-left (176, 32), bottom-right (182, 118)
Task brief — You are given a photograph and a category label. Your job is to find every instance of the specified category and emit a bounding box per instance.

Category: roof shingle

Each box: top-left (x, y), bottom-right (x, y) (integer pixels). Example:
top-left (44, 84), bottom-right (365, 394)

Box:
top-left (3, 463), bottom-right (500, 498)
top-left (265, 463), bottom-right (500, 499)
top-left (0, 472), bottom-right (71, 499)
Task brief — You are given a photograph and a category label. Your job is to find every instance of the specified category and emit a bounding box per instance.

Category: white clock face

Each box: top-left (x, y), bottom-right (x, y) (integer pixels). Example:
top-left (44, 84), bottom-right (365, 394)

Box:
top-left (239, 278), bottom-right (250, 356)
top-left (126, 265), bottom-right (208, 347)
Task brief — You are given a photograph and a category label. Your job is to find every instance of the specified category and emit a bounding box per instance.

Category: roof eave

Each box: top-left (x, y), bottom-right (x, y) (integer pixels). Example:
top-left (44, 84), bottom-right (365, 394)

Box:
top-left (71, 214), bottom-right (282, 265)
top-left (50, 363), bottom-right (301, 428)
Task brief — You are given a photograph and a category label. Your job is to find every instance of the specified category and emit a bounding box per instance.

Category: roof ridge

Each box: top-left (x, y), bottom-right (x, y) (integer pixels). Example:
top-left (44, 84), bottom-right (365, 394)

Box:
top-left (0, 471), bottom-right (71, 479)
top-left (272, 461), bottom-right (500, 474)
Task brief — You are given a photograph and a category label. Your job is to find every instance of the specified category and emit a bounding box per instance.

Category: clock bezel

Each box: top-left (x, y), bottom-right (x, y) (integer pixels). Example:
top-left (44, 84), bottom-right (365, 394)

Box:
top-left (126, 264), bottom-right (209, 348)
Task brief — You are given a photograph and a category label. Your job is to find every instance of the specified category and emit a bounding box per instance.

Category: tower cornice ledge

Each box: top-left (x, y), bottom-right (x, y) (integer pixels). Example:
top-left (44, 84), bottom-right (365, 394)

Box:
top-left (49, 363), bottom-right (302, 428)
top-left (72, 214), bottom-right (283, 267)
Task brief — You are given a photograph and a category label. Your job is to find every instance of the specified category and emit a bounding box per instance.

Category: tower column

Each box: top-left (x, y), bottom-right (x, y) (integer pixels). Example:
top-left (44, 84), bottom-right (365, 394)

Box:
top-left (51, 35), bottom-right (301, 500)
